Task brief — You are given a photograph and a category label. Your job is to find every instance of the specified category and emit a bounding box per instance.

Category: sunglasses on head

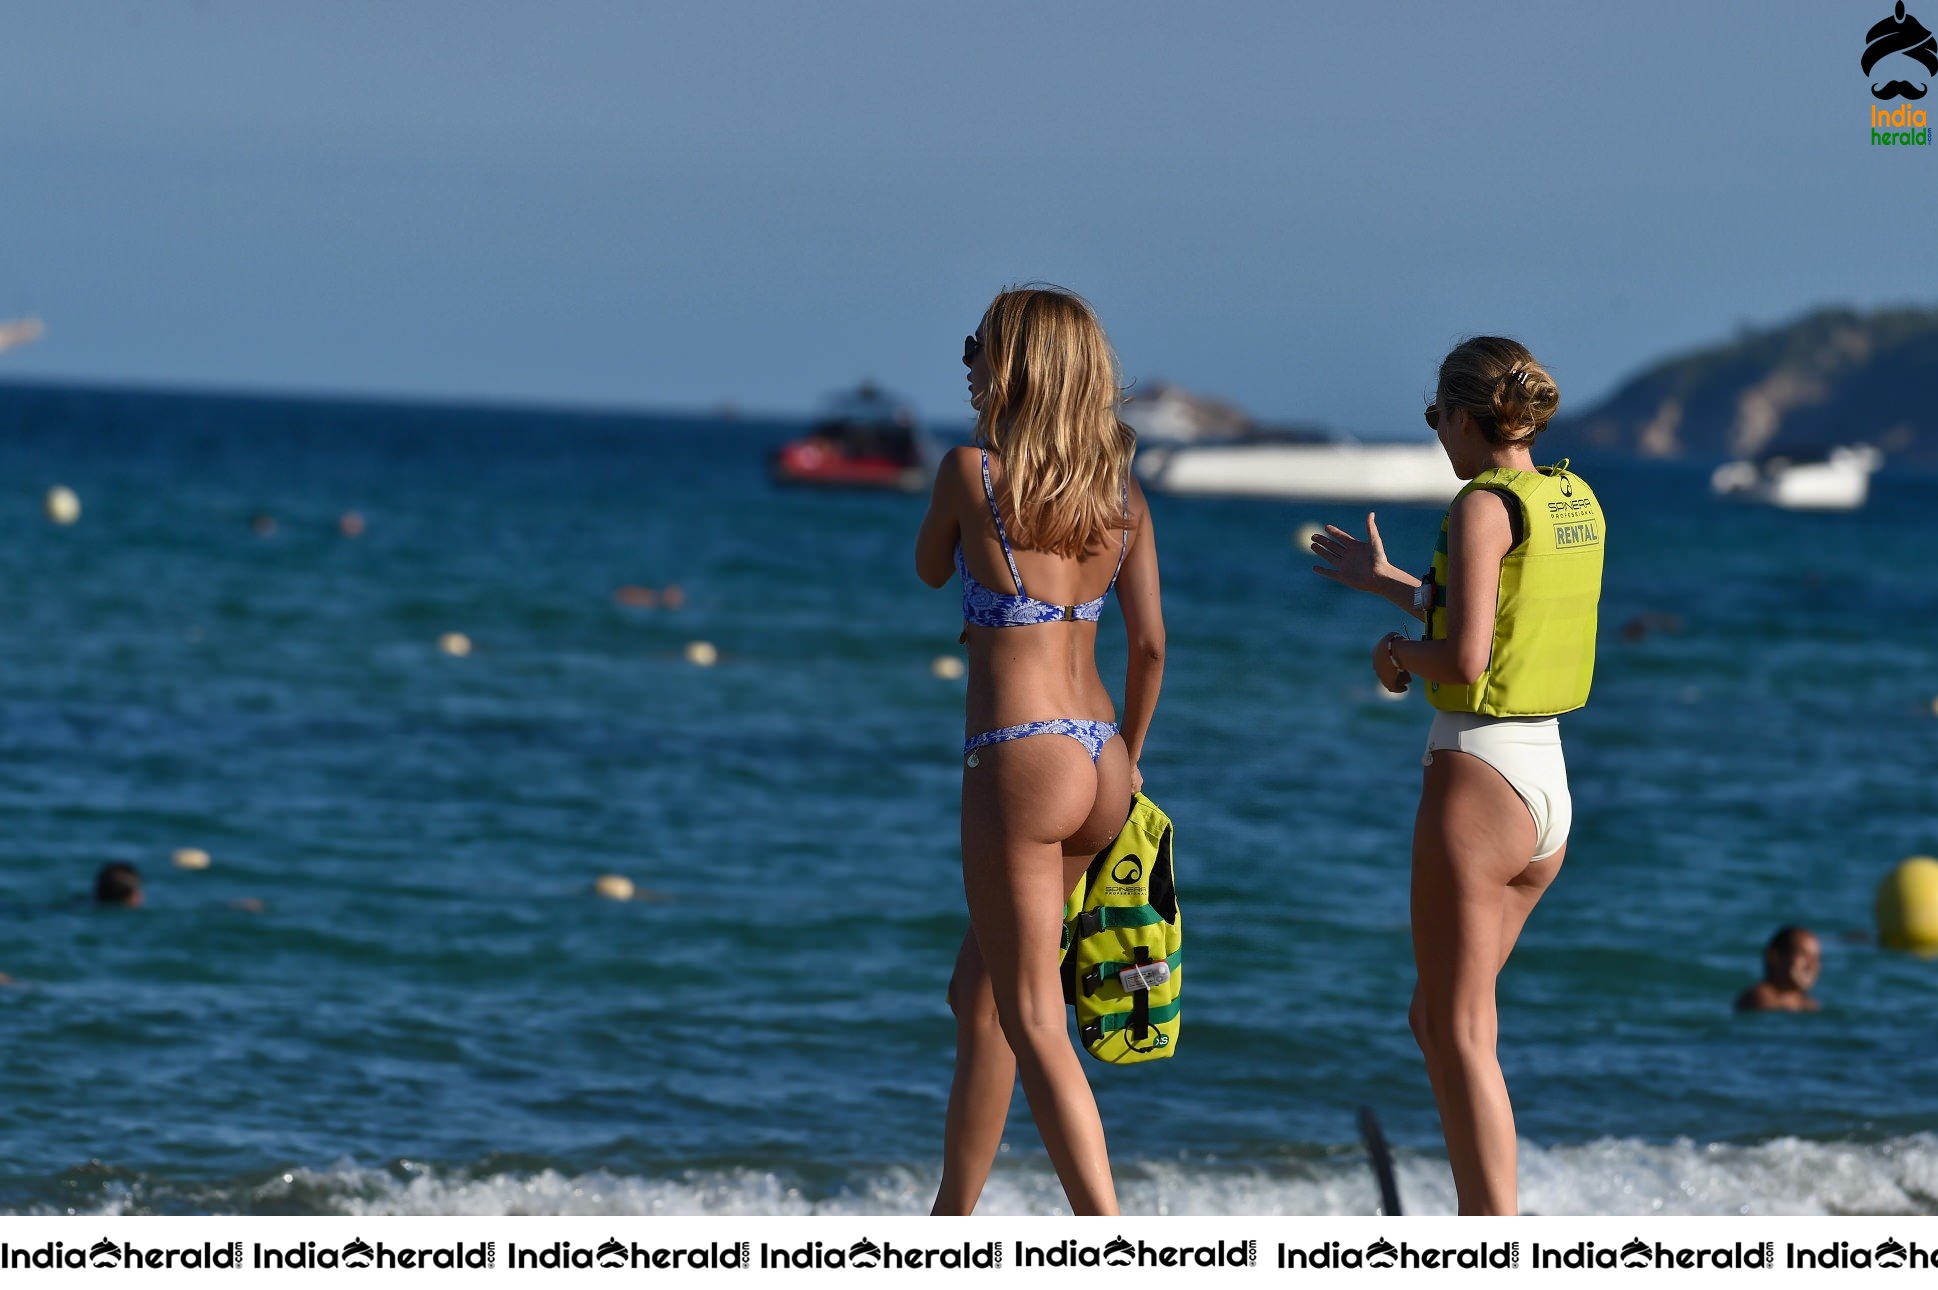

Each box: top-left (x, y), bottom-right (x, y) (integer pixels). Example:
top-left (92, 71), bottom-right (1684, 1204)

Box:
top-left (1424, 403), bottom-right (1440, 431)
top-left (963, 334), bottom-right (982, 367)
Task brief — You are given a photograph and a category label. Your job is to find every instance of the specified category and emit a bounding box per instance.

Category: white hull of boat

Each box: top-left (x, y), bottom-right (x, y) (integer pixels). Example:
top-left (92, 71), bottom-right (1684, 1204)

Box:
top-left (1711, 446), bottom-right (1880, 511)
top-left (1137, 441), bottom-right (1462, 503)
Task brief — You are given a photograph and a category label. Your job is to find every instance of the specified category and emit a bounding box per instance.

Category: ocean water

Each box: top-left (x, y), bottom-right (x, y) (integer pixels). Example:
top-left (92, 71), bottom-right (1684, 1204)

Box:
top-left (0, 380), bottom-right (1932, 1217)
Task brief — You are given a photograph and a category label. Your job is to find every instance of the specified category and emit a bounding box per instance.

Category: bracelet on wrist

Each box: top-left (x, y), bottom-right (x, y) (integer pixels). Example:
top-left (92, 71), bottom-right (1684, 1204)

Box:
top-left (1385, 632), bottom-right (1408, 674)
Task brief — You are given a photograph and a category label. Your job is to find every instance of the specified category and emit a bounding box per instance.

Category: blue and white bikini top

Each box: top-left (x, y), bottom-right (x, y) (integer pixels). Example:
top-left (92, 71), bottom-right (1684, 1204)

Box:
top-left (957, 448), bottom-right (1129, 628)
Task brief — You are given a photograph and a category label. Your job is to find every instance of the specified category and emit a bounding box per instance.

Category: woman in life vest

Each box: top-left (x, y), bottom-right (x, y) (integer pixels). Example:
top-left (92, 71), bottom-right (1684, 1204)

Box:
top-left (1310, 337), bottom-right (1604, 1214)
top-left (915, 287), bottom-right (1164, 1215)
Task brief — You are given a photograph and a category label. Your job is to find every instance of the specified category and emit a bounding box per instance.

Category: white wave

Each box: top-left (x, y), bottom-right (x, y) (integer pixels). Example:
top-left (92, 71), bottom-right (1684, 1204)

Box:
top-left (51, 1135), bottom-right (1938, 1216)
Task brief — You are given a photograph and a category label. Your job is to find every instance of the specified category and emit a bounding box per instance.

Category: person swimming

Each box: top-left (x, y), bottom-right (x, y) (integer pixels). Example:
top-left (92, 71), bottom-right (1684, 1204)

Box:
top-left (1735, 925), bottom-right (1822, 1012)
top-left (1311, 336), bottom-right (1604, 1216)
top-left (915, 286), bottom-right (1164, 1216)
top-left (94, 863), bottom-right (143, 908)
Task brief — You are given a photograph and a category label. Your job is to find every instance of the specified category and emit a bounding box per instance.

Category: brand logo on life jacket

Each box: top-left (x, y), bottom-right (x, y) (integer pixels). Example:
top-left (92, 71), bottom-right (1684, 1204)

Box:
top-left (1558, 475), bottom-right (1574, 497)
top-left (1111, 857), bottom-right (1143, 885)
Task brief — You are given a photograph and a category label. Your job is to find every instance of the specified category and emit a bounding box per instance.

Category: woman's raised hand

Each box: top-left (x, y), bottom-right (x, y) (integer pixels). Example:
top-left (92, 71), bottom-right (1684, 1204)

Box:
top-left (1310, 512), bottom-right (1391, 593)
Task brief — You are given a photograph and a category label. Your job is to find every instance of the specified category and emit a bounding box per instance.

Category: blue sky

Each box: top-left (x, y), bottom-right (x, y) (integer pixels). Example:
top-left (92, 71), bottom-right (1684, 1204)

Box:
top-left (1, 1), bottom-right (1928, 435)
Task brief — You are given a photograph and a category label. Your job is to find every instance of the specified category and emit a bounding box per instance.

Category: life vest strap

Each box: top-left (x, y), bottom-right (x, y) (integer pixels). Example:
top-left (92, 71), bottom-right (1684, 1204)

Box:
top-left (1074, 903), bottom-right (1164, 940)
top-left (1081, 949), bottom-right (1184, 997)
top-left (1129, 947), bottom-right (1151, 1038)
top-left (1080, 996), bottom-right (1183, 1045)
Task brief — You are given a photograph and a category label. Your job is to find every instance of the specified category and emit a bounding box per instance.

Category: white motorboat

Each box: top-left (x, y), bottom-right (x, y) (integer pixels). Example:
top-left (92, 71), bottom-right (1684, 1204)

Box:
top-left (1120, 382), bottom-right (1253, 442)
top-left (1710, 445), bottom-right (1881, 511)
top-left (1123, 381), bottom-right (1461, 503)
top-left (1135, 434), bottom-right (1461, 503)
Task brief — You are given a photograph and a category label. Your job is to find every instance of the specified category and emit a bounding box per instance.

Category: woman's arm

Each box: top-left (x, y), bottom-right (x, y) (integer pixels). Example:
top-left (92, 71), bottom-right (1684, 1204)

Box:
top-left (914, 448), bottom-right (971, 588)
top-left (1114, 479), bottom-right (1164, 789)
top-left (1310, 511), bottom-right (1426, 621)
top-left (1388, 489), bottom-right (1515, 686)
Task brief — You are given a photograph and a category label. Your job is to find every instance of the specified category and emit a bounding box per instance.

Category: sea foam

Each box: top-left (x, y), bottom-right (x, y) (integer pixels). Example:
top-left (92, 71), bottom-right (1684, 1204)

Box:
top-left (39, 1134), bottom-right (1938, 1217)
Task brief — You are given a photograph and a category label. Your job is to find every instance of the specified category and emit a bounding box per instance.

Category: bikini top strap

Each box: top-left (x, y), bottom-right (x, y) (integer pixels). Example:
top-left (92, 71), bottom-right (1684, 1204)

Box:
top-left (979, 449), bottom-right (1026, 595)
top-left (1106, 476), bottom-right (1131, 590)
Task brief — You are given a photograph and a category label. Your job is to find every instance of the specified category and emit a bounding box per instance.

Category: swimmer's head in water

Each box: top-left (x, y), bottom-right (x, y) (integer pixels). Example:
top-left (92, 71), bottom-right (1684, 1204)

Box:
top-left (1432, 337), bottom-right (1560, 454)
top-left (1764, 924), bottom-right (1822, 991)
top-left (969, 284), bottom-right (1134, 559)
top-left (93, 862), bottom-right (142, 908)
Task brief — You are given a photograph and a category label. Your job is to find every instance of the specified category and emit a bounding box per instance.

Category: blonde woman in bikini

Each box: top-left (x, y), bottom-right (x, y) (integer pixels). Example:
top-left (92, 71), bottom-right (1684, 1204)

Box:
top-left (916, 287), bottom-right (1164, 1215)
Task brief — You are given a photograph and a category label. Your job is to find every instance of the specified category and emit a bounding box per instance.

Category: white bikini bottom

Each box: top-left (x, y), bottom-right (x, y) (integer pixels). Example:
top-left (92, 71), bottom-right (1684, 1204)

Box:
top-left (1423, 711), bottom-right (1571, 861)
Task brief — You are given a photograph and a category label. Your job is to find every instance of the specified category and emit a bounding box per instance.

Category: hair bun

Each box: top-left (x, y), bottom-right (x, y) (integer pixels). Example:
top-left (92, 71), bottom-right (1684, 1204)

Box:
top-left (1489, 364), bottom-right (1558, 442)
top-left (1438, 336), bottom-right (1561, 446)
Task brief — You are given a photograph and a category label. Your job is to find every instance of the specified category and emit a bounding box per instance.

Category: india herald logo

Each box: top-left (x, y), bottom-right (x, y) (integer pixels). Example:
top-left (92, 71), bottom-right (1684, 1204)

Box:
top-left (1865, 2), bottom-right (1936, 99)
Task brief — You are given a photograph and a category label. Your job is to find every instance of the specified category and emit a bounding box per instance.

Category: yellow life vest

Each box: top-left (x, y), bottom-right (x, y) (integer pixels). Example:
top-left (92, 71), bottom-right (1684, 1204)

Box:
top-left (1060, 793), bottom-right (1180, 1064)
top-left (1425, 460), bottom-right (1605, 717)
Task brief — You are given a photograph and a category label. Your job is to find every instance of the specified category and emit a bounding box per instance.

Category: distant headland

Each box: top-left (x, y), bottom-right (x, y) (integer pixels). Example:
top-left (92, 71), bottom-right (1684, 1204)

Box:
top-left (1557, 304), bottom-right (1938, 465)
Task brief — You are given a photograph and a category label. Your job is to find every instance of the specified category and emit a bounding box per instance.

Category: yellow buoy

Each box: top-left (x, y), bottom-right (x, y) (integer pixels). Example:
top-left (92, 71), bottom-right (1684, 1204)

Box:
top-left (593, 874), bottom-right (636, 902)
top-left (1929, 695), bottom-right (1938, 719)
top-left (438, 632), bottom-right (472, 657)
top-left (1296, 523), bottom-right (1325, 549)
top-left (1877, 855), bottom-right (1938, 953)
top-left (172, 847), bottom-right (212, 871)
top-left (931, 655), bottom-right (965, 681)
top-left (684, 640), bottom-right (719, 667)
top-left (44, 486), bottom-right (81, 525)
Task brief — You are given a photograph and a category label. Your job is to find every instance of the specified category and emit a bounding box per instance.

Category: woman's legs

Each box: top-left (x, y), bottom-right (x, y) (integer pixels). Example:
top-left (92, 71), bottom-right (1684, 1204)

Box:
top-left (935, 733), bottom-right (1128, 1215)
top-left (1408, 750), bottom-right (1560, 1216)
top-left (932, 930), bottom-right (1016, 1215)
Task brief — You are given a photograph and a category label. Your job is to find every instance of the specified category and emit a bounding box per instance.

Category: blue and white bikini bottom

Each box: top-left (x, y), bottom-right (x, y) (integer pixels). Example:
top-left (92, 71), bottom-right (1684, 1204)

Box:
top-left (963, 718), bottom-right (1120, 766)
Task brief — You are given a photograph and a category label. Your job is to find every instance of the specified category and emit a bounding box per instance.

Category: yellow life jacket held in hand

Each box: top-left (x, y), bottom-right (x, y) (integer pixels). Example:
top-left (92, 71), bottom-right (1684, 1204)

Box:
top-left (1425, 460), bottom-right (1606, 717)
top-left (1059, 792), bottom-right (1180, 1065)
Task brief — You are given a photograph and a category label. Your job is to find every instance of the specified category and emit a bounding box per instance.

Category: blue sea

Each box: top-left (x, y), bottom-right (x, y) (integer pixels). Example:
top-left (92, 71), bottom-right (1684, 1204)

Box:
top-left (0, 379), bottom-right (1932, 1216)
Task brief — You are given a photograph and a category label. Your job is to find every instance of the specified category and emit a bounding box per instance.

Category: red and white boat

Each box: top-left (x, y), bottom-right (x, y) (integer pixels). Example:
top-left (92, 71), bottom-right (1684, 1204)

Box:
top-left (771, 383), bottom-right (937, 491)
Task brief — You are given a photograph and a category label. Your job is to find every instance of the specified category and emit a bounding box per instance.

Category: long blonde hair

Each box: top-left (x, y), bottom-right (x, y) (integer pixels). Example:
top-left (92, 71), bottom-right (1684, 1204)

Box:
top-left (973, 286), bottom-right (1135, 558)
